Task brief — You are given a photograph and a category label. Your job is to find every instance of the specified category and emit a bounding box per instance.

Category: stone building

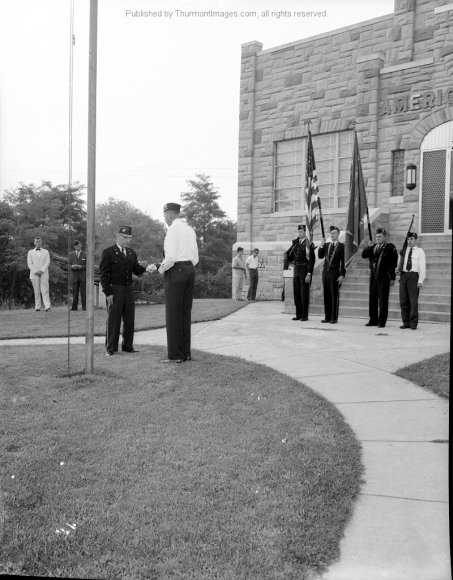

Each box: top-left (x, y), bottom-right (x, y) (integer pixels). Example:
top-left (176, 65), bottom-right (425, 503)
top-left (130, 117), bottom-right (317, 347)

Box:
top-left (235, 0), bottom-right (452, 322)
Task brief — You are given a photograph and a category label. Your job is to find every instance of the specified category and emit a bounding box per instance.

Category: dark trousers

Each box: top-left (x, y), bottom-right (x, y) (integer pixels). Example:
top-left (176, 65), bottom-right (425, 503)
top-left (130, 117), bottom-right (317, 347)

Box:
top-left (164, 263), bottom-right (195, 360)
top-left (399, 272), bottom-right (420, 328)
top-left (106, 284), bottom-right (135, 352)
top-left (322, 269), bottom-right (341, 322)
top-left (293, 265), bottom-right (311, 319)
top-left (247, 269), bottom-right (259, 300)
top-left (368, 276), bottom-right (390, 326)
top-left (71, 279), bottom-right (86, 310)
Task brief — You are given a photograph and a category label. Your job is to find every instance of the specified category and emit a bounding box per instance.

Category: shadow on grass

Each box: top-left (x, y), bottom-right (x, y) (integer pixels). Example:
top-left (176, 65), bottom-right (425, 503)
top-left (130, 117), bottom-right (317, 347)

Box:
top-left (1, 344), bottom-right (363, 579)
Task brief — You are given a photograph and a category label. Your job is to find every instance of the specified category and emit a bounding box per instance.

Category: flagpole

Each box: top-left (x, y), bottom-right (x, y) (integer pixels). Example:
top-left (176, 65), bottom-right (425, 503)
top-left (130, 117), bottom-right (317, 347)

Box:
top-left (317, 197), bottom-right (325, 238)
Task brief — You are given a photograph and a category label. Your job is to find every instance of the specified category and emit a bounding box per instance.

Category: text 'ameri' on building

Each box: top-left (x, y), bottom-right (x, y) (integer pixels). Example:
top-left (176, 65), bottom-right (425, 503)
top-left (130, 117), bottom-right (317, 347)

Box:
top-left (235, 0), bottom-right (452, 323)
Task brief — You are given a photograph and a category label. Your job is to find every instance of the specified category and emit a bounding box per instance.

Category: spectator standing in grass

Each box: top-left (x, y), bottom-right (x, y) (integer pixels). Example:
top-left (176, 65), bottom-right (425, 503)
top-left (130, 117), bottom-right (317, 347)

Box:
top-left (68, 240), bottom-right (87, 311)
top-left (361, 227), bottom-right (398, 328)
top-left (246, 248), bottom-right (260, 301)
top-left (100, 225), bottom-right (148, 356)
top-left (148, 203), bottom-right (199, 363)
top-left (27, 236), bottom-right (51, 312)
top-left (318, 225), bottom-right (345, 324)
top-left (232, 247), bottom-right (246, 301)
top-left (286, 225), bottom-right (315, 321)
top-left (398, 232), bottom-right (426, 330)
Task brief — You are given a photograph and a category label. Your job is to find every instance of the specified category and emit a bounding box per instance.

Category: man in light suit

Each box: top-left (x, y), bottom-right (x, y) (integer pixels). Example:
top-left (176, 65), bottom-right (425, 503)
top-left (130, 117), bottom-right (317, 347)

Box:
top-left (27, 236), bottom-right (51, 312)
top-left (68, 240), bottom-right (87, 311)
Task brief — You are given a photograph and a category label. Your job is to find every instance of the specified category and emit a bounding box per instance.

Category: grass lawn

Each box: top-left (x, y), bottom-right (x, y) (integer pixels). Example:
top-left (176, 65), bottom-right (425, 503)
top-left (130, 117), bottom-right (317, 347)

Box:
top-left (0, 299), bottom-right (247, 340)
top-left (1, 344), bottom-right (363, 579)
top-left (394, 352), bottom-right (450, 399)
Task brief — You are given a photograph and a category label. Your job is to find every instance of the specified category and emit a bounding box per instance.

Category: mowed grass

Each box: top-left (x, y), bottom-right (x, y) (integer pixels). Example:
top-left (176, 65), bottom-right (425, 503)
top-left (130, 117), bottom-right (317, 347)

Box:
top-left (395, 352), bottom-right (450, 399)
top-left (0, 299), bottom-right (246, 340)
top-left (1, 344), bottom-right (363, 579)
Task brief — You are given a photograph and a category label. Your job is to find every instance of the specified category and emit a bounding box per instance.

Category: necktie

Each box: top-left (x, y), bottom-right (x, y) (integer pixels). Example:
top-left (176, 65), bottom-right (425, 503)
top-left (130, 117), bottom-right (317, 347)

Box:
top-left (123, 248), bottom-right (127, 257)
top-left (76, 251), bottom-right (80, 259)
top-left (329, 244), bottom-right (334, 258)
top-left (406, 248), bottom-right (412, 271)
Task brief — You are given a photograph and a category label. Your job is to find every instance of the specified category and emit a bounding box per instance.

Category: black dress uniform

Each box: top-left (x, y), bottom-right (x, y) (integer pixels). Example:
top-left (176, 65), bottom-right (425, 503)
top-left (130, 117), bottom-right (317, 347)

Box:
top-left (318, 234), bottom-right (346, 323)
top-left (68, 241), bottom-right (87, 311)
top-left (362, 232), bottom-right (398, 327)
top-left (286, 230), bottom-right (315, 320)
top-left (100, 236), bottom-right (146, 354)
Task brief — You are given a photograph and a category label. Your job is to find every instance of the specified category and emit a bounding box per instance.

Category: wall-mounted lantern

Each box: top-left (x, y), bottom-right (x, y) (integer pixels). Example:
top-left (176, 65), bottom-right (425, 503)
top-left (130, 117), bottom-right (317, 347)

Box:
top-left (405, 164), bottom-right (417, 190)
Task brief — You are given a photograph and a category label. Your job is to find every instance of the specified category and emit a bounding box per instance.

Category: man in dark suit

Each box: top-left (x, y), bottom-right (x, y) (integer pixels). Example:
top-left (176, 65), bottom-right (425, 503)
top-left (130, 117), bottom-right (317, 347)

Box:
top-left (362, 227), bottom-right (398, 328)
top-left (318, 225), bottom-right (346, 324)
top-left (286, 224), bottom-right (315, 321)
top-left (68, 240), bottom-right (87, 311)
top-left (99, 225), bottom-right (148, 356)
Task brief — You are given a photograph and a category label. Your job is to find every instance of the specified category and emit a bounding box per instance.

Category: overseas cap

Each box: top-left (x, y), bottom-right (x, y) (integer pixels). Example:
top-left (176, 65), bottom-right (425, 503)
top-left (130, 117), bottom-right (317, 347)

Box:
top-left (407, 232), bottom-right (418, 239)
top-left (298, 224), bottom-right (306, 231)
top-left (330, 225), bottom-right (340, 232)
top-left (163, 202), bottom-right (181, 212)
top-left (376, 227), bottom-right (387, 235)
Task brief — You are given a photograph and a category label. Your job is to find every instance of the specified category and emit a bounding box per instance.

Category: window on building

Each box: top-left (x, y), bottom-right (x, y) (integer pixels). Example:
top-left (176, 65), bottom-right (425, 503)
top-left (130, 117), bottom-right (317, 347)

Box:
top-left (391, 150), bottom-right (405, 197)
top-left (274, 131), bottom-right (353, 212)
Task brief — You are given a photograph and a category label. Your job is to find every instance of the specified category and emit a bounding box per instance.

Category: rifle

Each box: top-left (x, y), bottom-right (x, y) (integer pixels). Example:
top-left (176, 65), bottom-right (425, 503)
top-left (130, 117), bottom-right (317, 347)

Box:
top-left (397, 214), bottom-right (415, 272)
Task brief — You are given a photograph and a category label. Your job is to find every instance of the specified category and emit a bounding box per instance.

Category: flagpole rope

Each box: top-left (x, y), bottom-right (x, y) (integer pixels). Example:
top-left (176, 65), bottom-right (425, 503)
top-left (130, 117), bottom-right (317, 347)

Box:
top-left (67, 0), bottom-right (75, 376)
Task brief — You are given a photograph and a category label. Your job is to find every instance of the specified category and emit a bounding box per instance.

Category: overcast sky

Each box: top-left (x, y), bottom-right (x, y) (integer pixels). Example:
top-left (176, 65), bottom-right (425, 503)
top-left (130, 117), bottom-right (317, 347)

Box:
top-left (0, 0), bottom-right (394, 221)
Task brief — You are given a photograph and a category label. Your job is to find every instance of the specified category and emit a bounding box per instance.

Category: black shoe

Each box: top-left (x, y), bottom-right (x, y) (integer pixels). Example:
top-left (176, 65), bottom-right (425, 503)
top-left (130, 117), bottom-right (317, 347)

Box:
top-left (365, 322), bottom-right (377, 326)
top-left (321, 319), bottom-right (330, 323)
top-left (330, 320), bottom-right (337, 324)
top-left (184, 354), bottom-right (192, 362)
top-left (377, 323), bottom-right (386, 328)
top-left (301, 317), bottom-right (308, 321)
top-left (35, 309), bottom-right (41, 312)
top-left (292, 317), bottom-right (301, 321)
top-left (105, 351), bottom-right (114, 357)
top-left (400, 325), bottom-right (410, 329)
top-left (122, 347), bottom-right (138, 353)
top-left (410, 326), bottom-right (417, 330)
top-left (160, 358), bottom-right (184, 364)
top-left (45, 308), bottom-right (50, 312)
top-left (71, 308), bottom-right (77, 311)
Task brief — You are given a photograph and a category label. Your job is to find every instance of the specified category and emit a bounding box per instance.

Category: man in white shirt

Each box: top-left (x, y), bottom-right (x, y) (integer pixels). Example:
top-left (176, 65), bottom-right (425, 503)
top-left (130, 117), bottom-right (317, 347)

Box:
top-left (398, 232), bottom-right (426, 330)
top-left (246, 248), bottom-right (260, 301)
top-left (27, 236), bottom-right (51, 312)
top-left (149, 202), bottom-right (199, 363)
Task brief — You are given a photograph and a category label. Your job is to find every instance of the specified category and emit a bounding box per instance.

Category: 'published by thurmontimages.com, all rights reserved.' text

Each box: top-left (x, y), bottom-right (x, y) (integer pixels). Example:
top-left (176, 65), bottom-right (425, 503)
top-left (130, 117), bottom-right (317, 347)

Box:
top-left (124, 9), bottom-right (328, 19)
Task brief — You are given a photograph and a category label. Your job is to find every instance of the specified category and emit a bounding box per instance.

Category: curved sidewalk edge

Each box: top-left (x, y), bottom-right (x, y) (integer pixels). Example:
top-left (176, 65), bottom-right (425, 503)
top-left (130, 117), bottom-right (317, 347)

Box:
top-left (1, 301), bottom-right (450, 579)
top-left (134, 301), bottom-right (450, 580)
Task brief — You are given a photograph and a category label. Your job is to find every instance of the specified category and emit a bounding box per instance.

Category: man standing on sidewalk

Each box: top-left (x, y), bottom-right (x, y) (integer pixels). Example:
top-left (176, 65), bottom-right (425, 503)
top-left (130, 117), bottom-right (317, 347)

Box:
top-left (318, 225), bottom-right (345, 324)
top-left (246, 248), bottom-right (260, 301)
top-left (361, 227), bottom-right (398, 328)
top-left (398, 232), bottom-right (426, 330)
top-left (27, 236), bottom-right (51, 312)
top-left (286, 225), bottom-right (315, 321)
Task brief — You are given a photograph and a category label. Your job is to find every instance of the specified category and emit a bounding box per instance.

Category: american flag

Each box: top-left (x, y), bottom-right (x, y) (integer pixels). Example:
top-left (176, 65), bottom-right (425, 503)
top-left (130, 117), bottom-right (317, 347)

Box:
top-left (304, 130), bottom-right (320, 241)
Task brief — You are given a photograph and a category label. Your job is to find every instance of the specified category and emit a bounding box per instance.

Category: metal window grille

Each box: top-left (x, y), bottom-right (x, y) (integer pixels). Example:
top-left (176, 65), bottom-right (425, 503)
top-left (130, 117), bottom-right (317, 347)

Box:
top-left (421, 150), bottom-right (446, 234)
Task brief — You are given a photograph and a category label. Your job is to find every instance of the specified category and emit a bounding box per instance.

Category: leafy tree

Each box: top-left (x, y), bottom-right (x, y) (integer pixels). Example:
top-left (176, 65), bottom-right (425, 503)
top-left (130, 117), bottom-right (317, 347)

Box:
top-left (95, 198), bottom-right (166, 262)
top-left (180, 174), bottom-right (226, 246)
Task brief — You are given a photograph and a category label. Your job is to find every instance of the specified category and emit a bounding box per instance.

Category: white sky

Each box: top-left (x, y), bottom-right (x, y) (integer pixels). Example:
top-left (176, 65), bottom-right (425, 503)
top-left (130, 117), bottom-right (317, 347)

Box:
top-left (0, 0), bottom-right (394, 221)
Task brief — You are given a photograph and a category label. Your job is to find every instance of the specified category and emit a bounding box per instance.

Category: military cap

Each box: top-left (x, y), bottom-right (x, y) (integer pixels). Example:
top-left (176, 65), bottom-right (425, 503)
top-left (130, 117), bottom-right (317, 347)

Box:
top-left (73, 240), bottom-right (81, 246)
top-left (163, 202), bottom-right (181, 213)
top-left (406, 232), bottom-right (418, 239)
top-left (118, 225), bottom-right (132, 235)
top-left (330, 225), bottom-right (340, 232)
top-left (298, 224), bottom-right (306, 231)
top-left (376, 227), bottom-right (387, 235)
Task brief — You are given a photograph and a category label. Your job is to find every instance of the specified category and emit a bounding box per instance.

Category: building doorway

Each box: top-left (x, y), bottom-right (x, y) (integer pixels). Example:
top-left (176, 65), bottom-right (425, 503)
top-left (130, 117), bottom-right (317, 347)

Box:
top-left (420, 120), bottom-right (453, 234)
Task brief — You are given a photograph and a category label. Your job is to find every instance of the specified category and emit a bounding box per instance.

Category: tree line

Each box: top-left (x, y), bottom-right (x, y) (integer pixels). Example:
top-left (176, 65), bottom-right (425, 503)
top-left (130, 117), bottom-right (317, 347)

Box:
top-left (0, 174), bottom-right (236, 308)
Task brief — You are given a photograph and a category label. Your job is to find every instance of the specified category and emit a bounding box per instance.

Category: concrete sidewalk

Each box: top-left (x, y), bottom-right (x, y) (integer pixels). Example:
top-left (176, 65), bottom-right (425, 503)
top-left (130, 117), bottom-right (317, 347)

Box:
top-left (2, 301), bottom-right (450, 579)
top-left (133, 301), bottom-right (450, 580)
